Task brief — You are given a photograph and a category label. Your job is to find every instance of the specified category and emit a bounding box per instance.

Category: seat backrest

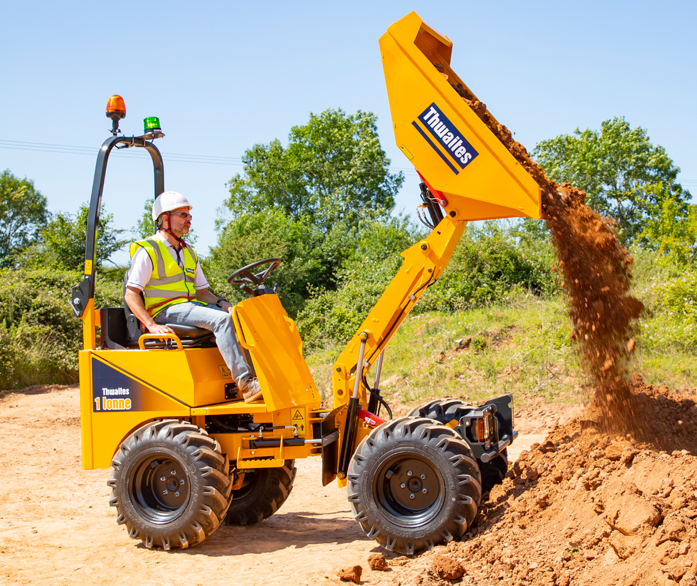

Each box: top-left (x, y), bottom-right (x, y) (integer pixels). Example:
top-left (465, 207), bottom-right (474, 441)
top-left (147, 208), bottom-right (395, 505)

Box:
top-left (123, 269), bottom-right (142, 343)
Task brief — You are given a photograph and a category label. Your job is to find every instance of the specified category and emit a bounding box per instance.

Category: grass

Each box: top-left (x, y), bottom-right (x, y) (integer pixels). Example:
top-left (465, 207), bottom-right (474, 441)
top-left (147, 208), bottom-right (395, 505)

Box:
top-left (633, 351), bottom-right (697, 389)
top-left (306, 291), bottom-right (588, 410)
top-left (306, 285), bottom-right (697, 411)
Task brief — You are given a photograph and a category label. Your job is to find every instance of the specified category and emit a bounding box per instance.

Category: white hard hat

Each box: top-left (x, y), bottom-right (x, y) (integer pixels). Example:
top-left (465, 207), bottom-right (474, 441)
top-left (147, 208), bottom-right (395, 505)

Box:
top-left (152, 191), bottom-right (192, 221)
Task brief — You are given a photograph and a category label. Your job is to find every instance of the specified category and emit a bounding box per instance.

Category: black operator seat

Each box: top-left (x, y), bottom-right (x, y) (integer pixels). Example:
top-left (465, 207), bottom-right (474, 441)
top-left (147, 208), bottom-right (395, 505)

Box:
top-left (97, 272), bottom-right (217, 350)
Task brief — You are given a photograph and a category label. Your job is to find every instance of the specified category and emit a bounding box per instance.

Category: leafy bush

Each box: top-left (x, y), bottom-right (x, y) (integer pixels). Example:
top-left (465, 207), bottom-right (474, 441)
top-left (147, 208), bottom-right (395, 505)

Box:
top-left (296, 217), bottom-right (418, 347)
top-left (645, 270), bottom-right (697, 350)
top-left (296, 221), bottom-right (559, 349)
top-left (418, 222), bottom-right (559, 312)
top-left (623, 245), bottom-right (697, 354)
top-left (205, 209), bottom-right (325, 317)
top-left (0, 269), bottom-right (122, 389)
top-left (297, 254), bottom-right (405, 348)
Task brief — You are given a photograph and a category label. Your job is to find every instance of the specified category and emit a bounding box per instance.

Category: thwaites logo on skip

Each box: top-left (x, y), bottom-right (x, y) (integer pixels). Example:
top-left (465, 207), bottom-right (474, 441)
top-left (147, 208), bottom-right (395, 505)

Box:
top-left (414, 103), bottom-right (479, 174)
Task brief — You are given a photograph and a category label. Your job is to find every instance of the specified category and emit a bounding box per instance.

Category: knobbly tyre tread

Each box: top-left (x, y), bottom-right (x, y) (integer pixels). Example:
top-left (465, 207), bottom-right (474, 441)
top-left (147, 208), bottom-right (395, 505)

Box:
top-left (108, 419), bottom-right (232, 550)
top-left (409, 399), bottom-right (509, 493)
top-left (347, 417), bottom-right (482, 555)
top-left (223, 460), bottom-right (296, 526)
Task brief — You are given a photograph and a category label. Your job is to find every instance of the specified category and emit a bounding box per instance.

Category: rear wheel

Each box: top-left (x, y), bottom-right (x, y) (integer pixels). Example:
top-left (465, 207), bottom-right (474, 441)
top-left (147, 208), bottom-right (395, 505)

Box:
top-left (108, 420), bottom-right (232, 549)
top-left (223, 460), bottom-right (296, 526)
top-left (409, 399), bottom-right (509, 493)
top-left (347, 417), bottom-right (482, 555)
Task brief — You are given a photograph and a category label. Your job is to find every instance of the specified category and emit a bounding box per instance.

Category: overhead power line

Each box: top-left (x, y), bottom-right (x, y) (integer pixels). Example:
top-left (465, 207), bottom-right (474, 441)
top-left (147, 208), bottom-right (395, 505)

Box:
top-left (0, 139), bottom-right (420, 175)
top-left (0, 139), bottom-right (245, 167)
top-left (8, 139), bottom-right (692, 186)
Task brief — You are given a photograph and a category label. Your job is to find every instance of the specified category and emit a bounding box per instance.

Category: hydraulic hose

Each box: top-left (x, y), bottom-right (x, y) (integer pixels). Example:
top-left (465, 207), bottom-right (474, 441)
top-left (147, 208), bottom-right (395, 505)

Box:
top-left (362, 372), bottom-right (393, 420)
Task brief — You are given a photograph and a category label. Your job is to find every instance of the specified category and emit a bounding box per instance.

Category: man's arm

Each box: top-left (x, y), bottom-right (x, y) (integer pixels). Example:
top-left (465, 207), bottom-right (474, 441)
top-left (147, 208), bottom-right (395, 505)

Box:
top-left (125, 286), bottom-right (174, 335)
top-left (196, 288), bottom-right (232, 313)
top-left (191, 258), bottom-right (232, 312)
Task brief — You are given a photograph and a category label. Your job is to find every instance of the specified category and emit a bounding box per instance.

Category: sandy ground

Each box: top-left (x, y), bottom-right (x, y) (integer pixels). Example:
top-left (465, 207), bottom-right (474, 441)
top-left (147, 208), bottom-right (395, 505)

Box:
top-left (0, 385), bottom-right (577, 586)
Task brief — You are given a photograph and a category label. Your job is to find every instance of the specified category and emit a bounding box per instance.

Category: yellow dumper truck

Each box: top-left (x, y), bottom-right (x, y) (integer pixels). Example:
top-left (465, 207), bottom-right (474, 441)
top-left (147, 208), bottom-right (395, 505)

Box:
top-left (72, 11), bottom-right (541, 555)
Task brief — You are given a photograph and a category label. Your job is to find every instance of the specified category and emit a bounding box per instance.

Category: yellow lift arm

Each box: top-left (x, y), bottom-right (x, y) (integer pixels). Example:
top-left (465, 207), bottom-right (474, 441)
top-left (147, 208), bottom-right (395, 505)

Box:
top-left (331, 12), bottom-right (542, 479)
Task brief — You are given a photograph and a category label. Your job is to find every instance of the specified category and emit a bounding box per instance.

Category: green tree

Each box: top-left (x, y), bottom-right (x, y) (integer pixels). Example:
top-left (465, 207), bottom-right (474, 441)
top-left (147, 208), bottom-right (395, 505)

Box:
top-left (639, 183), bottom-right (697, 264)
top-left (22, 203), bottom-right (128, 271)
top-left (0, 169), bottom-right (50, 266)
top-left (133, 198), bottom-right (156, 239)
top-left (206, 209), bottom-right (324, 316)
top-left (533, 117), bottom-right (690, 243)
top-left (221, 109), bottom-right (404, 234)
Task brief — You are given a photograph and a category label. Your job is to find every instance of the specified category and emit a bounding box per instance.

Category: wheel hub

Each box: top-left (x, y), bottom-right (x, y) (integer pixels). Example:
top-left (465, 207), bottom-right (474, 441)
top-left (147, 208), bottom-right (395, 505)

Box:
top-left (375, 454), bottom-right (445, 527)
top-left (130, 455), bottom-right (191, 524)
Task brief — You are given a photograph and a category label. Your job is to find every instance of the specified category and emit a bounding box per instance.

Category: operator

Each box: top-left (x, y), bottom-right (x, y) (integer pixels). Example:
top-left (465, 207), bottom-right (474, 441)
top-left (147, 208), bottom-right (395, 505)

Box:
top-left (124, 191), bottom-right (262, 403)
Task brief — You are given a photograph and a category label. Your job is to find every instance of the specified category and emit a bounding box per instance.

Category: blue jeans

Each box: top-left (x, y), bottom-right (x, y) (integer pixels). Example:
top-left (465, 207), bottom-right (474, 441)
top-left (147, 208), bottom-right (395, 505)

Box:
top-left (154, 302), bottom-right (252, 382)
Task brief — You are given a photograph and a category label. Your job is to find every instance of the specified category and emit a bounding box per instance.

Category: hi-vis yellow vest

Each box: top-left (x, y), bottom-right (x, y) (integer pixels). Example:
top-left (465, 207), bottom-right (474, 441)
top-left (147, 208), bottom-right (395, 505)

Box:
top-left (129, 238), bottom-right (200, 317)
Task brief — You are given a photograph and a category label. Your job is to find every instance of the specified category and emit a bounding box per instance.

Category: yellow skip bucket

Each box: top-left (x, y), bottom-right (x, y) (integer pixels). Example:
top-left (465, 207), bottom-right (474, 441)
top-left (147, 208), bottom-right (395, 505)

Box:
top-left (379, 12), bottom-right (541, 221)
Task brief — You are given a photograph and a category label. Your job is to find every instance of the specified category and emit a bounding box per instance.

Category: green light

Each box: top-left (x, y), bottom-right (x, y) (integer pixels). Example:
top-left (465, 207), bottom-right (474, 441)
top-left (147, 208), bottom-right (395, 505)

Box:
top-left (144, 117), bottom-right (161, 131)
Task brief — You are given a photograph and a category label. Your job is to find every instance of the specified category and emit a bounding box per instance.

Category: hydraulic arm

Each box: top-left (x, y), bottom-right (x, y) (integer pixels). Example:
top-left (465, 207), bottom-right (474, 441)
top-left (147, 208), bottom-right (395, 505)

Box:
top-left (330, 12), bottom-right (543, 482)
top-left (332, 211), bottom-right (466, 406)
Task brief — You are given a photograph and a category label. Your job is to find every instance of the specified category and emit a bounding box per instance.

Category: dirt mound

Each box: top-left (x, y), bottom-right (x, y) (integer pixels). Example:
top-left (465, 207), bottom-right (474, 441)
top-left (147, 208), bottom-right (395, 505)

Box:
top-left (374, 383), bottom-right (697, 586)
top-left (589, 374), bottom-right (697, 455)
top-left (449, 78), bottom-right (644, 430)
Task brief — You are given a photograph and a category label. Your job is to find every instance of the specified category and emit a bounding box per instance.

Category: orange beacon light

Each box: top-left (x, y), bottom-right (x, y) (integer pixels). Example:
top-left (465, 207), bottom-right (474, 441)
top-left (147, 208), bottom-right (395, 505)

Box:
top-left (106, 95), bottom-right (126, 134)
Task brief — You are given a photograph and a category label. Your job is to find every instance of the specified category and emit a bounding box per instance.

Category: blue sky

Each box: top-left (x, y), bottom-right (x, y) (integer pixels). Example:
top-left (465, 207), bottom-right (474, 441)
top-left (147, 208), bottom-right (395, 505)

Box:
top-left (2, 1), bottom-right (695, 265)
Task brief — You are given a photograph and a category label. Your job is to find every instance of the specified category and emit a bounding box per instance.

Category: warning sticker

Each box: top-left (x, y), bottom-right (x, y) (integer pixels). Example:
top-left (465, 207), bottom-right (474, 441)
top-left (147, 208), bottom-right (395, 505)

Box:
top-left (291, 407), bottom-right (306, 435)
top-left (218, 365), bottom-right (231, 379)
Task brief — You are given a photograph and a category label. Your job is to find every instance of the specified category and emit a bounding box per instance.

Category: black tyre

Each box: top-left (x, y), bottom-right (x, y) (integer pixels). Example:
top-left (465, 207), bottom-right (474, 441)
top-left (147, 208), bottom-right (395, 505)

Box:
top-left (347, 417), bottom-right (482, 555)
top-left (108, 420), bottom-right (232, 550)
top-left (407, 398), bottom-right (472, 421)
top-left (409, 399), bottom-right (509, 493)
top-left (223, 460), bottom-right (296, 526)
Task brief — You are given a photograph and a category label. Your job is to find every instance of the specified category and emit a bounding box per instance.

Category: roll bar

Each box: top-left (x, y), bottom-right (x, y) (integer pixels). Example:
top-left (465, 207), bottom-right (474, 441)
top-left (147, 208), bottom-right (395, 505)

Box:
top-left (70, 135), bottom-right (164, 320)
top-left (70, 135), bottom-right (164, 351)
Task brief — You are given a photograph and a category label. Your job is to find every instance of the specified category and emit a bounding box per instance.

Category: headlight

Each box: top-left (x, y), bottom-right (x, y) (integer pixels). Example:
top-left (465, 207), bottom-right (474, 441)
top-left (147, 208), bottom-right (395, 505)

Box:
top-left (469, 411), bottom-right (495, 443)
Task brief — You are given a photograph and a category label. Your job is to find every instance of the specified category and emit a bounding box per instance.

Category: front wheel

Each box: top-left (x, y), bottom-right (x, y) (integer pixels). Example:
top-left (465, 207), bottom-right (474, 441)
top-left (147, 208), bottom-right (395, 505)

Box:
top-left (108, 420), bottom-right (232, 549)
top-left (347, 417), bottom-right (482, 555)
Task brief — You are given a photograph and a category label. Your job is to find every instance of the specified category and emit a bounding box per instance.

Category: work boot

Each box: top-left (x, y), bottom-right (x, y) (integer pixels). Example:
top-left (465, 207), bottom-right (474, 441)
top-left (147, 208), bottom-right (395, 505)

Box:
top-left (238, 377), bottom-right (263, 403)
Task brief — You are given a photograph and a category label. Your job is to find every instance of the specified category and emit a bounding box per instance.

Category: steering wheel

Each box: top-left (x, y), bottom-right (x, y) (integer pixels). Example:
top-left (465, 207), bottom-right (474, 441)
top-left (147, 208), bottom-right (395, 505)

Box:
top-left (227, 258), bottom-right (282, 296)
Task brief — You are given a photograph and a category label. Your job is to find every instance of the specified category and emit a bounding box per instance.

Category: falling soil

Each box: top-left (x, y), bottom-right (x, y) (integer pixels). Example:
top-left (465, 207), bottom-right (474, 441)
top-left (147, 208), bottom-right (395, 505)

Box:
top-left (373, 381), bottom-right (697, 586)
top-left (448, 77), bottom-right (644, 431)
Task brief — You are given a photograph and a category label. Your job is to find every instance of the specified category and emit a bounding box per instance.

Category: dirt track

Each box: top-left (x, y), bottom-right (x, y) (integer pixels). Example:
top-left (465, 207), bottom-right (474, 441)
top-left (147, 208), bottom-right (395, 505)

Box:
top-left (0, 385), bottom-right (566, 586)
